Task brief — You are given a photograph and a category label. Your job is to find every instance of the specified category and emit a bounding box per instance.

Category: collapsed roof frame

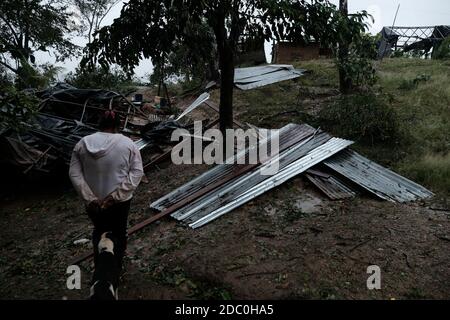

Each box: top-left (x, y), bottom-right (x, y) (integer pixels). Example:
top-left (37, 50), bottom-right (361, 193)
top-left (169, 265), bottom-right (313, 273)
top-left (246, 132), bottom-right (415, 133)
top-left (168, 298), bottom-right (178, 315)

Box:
top-left (38, 90), bottom-right (148, 134)
top-left (378, 25), bottom-right (450, 59)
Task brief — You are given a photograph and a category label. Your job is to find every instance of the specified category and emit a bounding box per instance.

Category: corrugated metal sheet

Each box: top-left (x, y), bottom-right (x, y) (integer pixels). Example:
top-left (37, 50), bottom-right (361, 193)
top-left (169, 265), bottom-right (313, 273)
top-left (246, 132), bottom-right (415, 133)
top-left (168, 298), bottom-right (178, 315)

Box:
top-left (189, 137), bottom-right (353, 228)
top-left (150, 122), bottom-right (434, 230)
top-left (147, 114), bottom-right (172, 122)
top-left (176, 92), bottom-right (210, 121)
top-left (134, 138), bottom-right (151, 151)
top-left (234, 65), bottom-right (305, 90)
top-left (150, 123), bottom-right (316, 211)
top-left (170, 131), bottom-right (333, 224)
top-left (323, 149), bottom-right (434, 202)
top-left (305, 168), bottom-right (356, 200)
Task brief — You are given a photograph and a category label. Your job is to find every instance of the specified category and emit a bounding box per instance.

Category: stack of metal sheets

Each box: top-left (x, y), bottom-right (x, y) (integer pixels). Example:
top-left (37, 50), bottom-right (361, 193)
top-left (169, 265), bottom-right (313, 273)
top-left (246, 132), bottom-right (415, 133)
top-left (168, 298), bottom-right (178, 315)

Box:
top-left (150, 123), bottom-right (434, 229)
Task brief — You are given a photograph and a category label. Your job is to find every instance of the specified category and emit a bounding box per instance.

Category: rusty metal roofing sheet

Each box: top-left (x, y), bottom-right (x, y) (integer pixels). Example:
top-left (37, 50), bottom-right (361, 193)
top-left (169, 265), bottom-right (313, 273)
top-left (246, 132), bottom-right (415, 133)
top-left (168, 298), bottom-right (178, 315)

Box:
top-left (323, 149), bottom-right (433, 202)
top-left (305, 168), bottom-right (356, 200)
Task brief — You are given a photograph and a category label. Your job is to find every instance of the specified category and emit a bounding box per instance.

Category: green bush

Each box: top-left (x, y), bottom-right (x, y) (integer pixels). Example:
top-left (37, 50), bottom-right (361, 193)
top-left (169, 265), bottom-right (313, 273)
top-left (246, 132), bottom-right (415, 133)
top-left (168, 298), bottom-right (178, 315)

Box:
top-left (317, 92), bottom-right (399, 144)
top-left (332, 33), bottom-right (379, 90)
top-left (65, 66), bottom-right (137, 93)
top-left (391, 50), bottom-right (405, 58)
top-left (432, 37), bottom-right (450, 60)
top-left (0, 85), bottom-right (39, 132)
top-left (15, 62), bottom-right (62, 90)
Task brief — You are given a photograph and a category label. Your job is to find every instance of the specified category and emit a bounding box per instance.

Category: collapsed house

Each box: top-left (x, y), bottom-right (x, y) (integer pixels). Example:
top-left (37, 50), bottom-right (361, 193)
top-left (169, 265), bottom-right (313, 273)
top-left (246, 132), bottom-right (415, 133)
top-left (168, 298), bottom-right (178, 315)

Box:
top-left (377, 25), bottom-right (450, 59)
top-left (0, 83), bottom-right (186, 173)
top-left (0, 64), bottom-right (305, 174)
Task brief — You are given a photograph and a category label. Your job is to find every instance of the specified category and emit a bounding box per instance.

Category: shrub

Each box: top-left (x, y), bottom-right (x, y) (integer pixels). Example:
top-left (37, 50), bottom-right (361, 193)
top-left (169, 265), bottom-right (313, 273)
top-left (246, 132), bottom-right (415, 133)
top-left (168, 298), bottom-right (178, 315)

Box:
top-left (65, 66), bottom-right (137, 93)
top-left (432, 36), bottom-right (450, 60)
top-left (15, 62), bottom-right (62, 90)
top-left (0, 85), bottom-right (39, 132)
top-left (317, 92), bottom-right (399, 144)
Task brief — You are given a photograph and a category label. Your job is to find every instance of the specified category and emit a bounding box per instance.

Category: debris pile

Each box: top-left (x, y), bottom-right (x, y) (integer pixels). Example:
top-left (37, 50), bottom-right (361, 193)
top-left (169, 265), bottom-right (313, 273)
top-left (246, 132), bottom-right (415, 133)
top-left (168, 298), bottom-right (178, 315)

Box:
top-left (0, 83), bottom-right (196, 173)
top-left (377, 25), bottom-right (450, 59)
top-left (150, 123), bottom-right (433, 229)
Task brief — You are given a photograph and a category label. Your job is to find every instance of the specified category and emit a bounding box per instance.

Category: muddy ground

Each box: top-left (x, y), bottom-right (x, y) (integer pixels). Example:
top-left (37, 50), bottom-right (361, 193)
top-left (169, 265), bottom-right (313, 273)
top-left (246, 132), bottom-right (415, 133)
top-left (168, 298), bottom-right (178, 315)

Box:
top-left (1, 82), bottom-right (449, 300)
top-left (0, 159), bottom-right (449, 300)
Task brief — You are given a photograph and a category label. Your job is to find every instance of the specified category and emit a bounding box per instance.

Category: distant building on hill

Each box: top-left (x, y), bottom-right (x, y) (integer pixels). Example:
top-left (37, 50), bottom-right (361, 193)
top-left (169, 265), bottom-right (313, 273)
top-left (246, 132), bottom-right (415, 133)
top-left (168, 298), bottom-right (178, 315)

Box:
top-left (271, 41), bottom-right (332, 63)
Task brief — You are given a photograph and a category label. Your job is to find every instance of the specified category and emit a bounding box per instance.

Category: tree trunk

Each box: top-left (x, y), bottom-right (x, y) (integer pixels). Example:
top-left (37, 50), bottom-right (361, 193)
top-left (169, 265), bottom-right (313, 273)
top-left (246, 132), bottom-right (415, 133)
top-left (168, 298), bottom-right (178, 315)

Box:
top-left (339, 0), bottom-right (352, 94)
top-left (218, 41), bottom-right (235, 134)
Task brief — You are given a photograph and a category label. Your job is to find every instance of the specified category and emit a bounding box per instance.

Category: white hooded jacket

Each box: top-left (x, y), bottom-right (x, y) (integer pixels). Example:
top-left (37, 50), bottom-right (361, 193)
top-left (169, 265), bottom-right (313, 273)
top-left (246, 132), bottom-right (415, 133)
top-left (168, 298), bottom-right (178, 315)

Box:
top-left (69, 132), bottom-right (144, 203)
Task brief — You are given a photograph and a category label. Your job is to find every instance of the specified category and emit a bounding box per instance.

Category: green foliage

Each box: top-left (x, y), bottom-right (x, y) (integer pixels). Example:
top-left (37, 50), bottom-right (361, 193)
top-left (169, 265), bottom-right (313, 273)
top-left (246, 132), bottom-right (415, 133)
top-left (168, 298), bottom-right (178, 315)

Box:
top-left (391, 50), bottom-right (406, 58)
top-left (298, 2), bottom-right (377, 91)
top-left (317, 92), bottom-right (399, 144)
top-left (82, 0), bottom-right (351, 130)
top-left (150, 19), bottom-right (217, 86)
top-left (398, 74), bottom-right (431, 90)
top-left (0, 0), bottom-right (79, 74)
top-left (336, 34), bottom-right (378, 88)
top-left (0, 85), bottom-right (39, 132)
top-left (15, 61), bottom-right (63, 90)
top-left (432, 36), bottom-right (450, 60)
top-left (65, 66), bottom-right (137, 93)
top-left (83, 0), bottom-right (356, 79)
top-left (0, 66), bottom-right (14, 88)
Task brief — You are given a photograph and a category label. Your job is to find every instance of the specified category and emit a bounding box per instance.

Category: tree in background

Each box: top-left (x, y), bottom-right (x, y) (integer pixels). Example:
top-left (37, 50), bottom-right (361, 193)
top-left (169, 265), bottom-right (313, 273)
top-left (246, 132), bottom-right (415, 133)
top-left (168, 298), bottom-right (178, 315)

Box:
top-left (302, 0), bottom-right (376, 92)
top-left (84, 0), bottom-right (338, 133)
top-left (65, 65), bottom-right (137, 93)
top-left (338, 0), bottom-right (350, 94)
top-left (0, 0), bottom-right (79, 88)
top-left (149, 19), bottom-right (218, 89)
top-left (73, 0), bottom-right (120, 46)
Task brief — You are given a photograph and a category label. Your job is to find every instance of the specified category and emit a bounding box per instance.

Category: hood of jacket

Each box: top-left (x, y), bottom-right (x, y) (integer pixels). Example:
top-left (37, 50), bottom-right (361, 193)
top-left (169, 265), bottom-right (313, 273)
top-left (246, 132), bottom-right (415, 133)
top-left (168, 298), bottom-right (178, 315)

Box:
top-left (81, 132), bottom-right (122, 159)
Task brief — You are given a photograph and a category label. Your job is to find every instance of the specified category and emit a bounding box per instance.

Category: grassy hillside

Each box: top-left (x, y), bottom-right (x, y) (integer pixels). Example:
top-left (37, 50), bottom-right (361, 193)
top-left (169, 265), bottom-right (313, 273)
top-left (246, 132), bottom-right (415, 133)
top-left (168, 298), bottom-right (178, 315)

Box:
top-left (219, 58), bottom-right (450, 197)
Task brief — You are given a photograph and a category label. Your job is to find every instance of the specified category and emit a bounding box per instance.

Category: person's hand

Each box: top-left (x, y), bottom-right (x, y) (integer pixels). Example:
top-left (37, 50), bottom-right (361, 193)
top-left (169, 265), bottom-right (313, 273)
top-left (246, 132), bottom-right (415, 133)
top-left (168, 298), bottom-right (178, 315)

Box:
top-left (101, 195), bottom-right (116, 210)
top-left (86, 199), bottom-right (101, 221)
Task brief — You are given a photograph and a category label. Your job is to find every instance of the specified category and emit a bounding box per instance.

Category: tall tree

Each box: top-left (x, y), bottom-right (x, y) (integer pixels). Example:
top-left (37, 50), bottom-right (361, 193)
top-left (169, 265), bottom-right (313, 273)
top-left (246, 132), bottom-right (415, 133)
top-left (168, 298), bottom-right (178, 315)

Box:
top-left (338, 0), bottom-right (351, 94)
top-left (73, 0), bottom-right (120, 45)
top-left (0, 0), bottom-right (79, 76)
top-left (84, 0), bottom-right (332, 133)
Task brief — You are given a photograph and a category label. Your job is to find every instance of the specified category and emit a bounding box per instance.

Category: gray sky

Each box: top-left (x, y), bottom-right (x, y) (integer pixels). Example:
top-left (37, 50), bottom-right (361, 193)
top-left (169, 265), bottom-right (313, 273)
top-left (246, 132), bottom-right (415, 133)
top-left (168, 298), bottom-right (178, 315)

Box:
top-left (36, 0), bottom-right (450, 81)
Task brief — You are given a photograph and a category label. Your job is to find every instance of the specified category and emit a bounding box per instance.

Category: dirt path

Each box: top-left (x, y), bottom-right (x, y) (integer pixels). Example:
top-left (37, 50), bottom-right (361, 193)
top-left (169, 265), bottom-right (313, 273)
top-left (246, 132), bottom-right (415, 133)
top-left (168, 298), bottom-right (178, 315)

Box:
top-left (0, 162), bottom-right (448, 300)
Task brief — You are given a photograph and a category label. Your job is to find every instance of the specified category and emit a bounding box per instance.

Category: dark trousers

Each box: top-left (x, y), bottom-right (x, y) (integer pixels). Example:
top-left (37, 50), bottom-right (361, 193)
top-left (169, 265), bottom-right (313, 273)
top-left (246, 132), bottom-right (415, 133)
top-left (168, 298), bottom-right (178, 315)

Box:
top-left (91, 199), bottom-right (131, 272)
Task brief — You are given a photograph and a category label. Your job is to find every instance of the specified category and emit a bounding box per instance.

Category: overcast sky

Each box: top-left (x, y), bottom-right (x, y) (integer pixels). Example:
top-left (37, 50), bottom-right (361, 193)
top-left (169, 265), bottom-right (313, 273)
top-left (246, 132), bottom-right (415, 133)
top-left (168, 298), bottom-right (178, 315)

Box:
top-left (36, 0), bottom-right (450, 81)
